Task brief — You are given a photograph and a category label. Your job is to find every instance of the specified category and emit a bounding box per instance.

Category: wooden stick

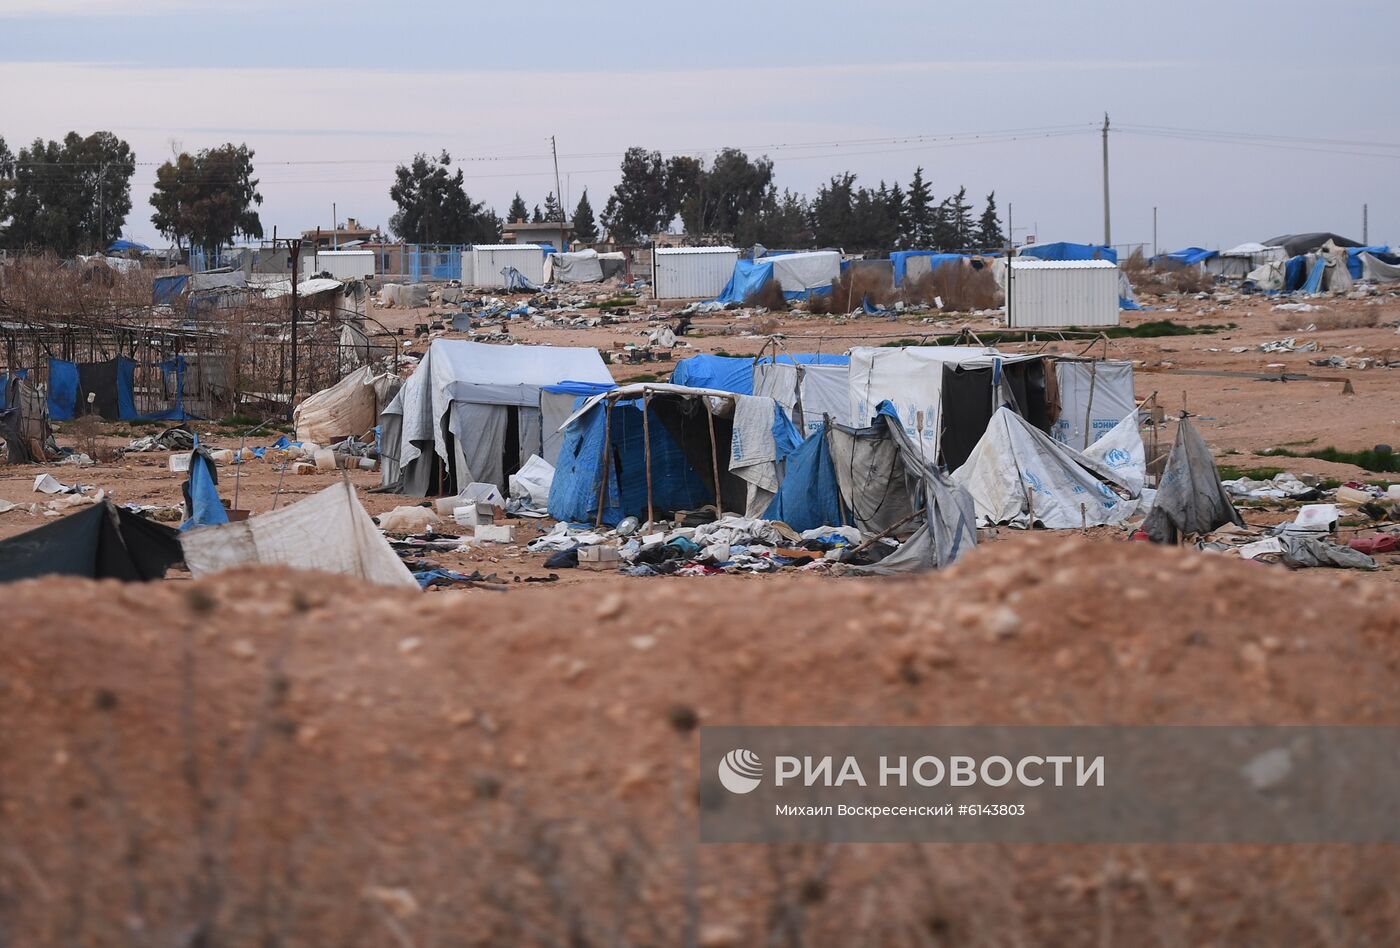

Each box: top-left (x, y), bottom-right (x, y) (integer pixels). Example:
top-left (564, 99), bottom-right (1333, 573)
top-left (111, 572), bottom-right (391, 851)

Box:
top-left (594, 396), bottom-right (612, 528)
top-left (846, 509), bottom-right (923, 557)
top-left (705, 397), bottom-right (723, 520)
top-left (641, 389), bottom-right (655, 527)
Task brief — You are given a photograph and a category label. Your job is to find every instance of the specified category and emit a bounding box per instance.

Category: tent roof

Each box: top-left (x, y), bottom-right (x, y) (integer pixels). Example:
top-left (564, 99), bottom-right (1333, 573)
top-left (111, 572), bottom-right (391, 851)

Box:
top-left (423, 339), bottom-right (613, 390)
top-left (558, 382), bottom-right (738, 431)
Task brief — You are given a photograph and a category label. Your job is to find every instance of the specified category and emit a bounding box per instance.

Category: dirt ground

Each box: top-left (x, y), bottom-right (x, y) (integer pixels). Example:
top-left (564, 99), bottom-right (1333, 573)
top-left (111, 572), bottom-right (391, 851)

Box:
top-left (5, 538), bottom-right (1400, 944)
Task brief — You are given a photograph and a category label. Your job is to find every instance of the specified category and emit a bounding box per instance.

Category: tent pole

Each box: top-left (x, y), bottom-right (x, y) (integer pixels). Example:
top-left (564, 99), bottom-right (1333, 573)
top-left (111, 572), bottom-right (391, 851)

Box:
top-left (706, 398), bottom-right (724, 520)
top-left (641, 389), bottom-right (656, 527)
top-left (594, 397), bottom-right (613, 528)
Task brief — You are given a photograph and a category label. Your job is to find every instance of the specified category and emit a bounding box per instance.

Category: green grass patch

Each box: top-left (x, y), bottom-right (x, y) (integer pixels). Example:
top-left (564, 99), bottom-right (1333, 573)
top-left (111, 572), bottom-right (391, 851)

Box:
top-left (1260, 446), bottom-right (1400, 473)
top-left (1217, 465), bottom-right (1287, 482)
top-left (585, 295), bottom-right (639, 309)
top-left (1098, 320), bottom-right (1235, 339)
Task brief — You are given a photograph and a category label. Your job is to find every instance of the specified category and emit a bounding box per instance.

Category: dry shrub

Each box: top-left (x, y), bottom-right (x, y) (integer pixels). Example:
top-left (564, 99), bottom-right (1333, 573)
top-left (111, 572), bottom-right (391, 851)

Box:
top-left (808, 266), bottom-right (897, 315)
top-left (1127, 249), bottom-right (1215, 296)
top-left (903, 261), bottom-right (1000, 312)
top-left (742, 278), bottom-right (787, 311)
top-left (1279, 310), bottom-right (1380, 332)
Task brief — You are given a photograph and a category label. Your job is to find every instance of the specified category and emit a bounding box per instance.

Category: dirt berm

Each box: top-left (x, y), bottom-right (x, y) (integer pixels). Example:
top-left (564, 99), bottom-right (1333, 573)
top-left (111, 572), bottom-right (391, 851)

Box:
top-left (4, 537), bottom-right (1400, 945)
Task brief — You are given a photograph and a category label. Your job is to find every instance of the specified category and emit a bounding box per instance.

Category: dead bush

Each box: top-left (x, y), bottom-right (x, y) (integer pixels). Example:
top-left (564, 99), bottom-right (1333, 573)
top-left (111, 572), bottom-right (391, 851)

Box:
top-left (742, 278), bottom-right (787, 311)
top-left (1127, 249), bottom-right (1215, 296)
top-left (807, 267), bottom-right (897, 315)
top-left (903, 261), bottom-right (1000, 312)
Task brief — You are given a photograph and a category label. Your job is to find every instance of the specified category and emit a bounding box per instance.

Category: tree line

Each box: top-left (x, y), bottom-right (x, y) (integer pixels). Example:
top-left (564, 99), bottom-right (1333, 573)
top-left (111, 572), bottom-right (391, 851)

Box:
top-left (0, 132), bottom-right (1000, 258)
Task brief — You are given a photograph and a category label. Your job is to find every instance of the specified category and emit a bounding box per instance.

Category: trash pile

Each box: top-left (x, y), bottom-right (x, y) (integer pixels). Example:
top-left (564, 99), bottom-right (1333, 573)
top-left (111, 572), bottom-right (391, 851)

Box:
top-left (527, 515), bottom-right (881, 576)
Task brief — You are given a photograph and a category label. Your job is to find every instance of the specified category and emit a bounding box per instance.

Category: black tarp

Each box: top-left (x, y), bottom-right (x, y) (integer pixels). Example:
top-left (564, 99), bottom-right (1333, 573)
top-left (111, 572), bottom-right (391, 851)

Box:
top-left (76, 359), bottom-right (122, 420)
top-left (939, 360), bottom-right (1058, 472)
top-left (0, 500), bottom-right (183, 582)
top-left (1143, 416), bottom-right (1245, 544)
top-left (1262, 233), bottom-right (1363, 257)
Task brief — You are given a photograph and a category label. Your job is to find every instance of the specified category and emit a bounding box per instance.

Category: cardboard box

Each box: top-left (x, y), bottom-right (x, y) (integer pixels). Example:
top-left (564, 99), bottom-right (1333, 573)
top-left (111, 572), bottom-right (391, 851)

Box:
top-left (474, 524), bottom-right (514, 543)
top-left (578, 545), bottom-right (621, 570)
top-left (453, 503), bottom-right (495, 526)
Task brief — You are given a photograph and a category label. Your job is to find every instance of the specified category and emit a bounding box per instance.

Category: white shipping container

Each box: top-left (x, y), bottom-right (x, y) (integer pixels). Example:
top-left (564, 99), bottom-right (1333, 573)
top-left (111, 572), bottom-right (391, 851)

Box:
top-left (301, 249), bottom-right (375, 281)
top-left (469, 244), bottom-right (544, 288)
top-left (460, 250), bottom-right (475, 287)
top-left (1007, 259), bottom-right (1119, 329)
top-left (653, 246), bottom-right (740, 300)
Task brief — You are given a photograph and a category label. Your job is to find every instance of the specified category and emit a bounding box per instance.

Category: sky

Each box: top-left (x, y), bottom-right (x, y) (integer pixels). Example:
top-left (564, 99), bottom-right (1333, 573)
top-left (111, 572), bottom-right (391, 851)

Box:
top-left (2, 0), bottom-right (1397, 251)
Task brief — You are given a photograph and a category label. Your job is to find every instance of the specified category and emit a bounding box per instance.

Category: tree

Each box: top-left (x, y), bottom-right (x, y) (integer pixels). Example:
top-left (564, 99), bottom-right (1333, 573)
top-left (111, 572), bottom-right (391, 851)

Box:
top-left (531, 205), bottom-right (543, 224)
top-left (600, 147), bottom-right (670, 243)
top-left (572, 189), bottom-right (598, 244)
top-left (888, 181), bottom-right (908, 248)
top-left (0, 137), bottom-right (13, 232)
top-left (976, 191), bottom-right (1005, 249)
top-left (749, 189), bottom-right (812, 248)
top-left (946, 186), bottom-right (974, 250)
top-left (542, 191), bottom-right (565, 223)
top-left (4, 131), bottom-right (135, 255)
top-left (150, 143), bottom-right (262, 255)
top-left (809, 173), bottom-right (857, 248)
top-left (906, 167), bottom-right (934, 248)
top-left (674, 149), bottom-right (774, 239)
top-left (507, 192), bottom-right (529, 224)
top-left (386, 151), bottom-right (499, 245)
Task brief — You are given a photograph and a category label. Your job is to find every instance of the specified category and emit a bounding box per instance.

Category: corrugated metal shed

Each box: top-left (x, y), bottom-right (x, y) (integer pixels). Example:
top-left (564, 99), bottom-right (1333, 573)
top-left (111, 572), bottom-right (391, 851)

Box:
top-left (1007, 259), bottom-right (1119, 328)
top-left (467, 244), bottom-right (544, 289)
top-left (301, 249), bottom-right (375, 281)
top-left (653, 246), bottom-right (740, 300)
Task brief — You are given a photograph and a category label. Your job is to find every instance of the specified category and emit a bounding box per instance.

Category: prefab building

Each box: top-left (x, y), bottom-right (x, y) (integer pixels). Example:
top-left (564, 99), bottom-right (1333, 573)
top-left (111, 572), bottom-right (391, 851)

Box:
top-left (1006, 259), bottom-right (1119, 329)
top-left (652, 246), bottom-right (740, 300)
top-left (462, 244), bottom-right (545, 289)
top-left (300, 249), bottom-right (375, 281)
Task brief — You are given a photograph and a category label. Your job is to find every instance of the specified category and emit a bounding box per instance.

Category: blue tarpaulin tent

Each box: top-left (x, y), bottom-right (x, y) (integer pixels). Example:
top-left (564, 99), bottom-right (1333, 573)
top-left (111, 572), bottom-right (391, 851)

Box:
top-left (889, 251), bottom-right (968, 286)
top-left (48, 355), bottom-right (194, 422)
top-left (714, 259), bottom-right (774, 305)
top-left (1019, 242), bottom-right (1117, 263)
top-left (1347, 246), bottom-right (1392, 279)
top-left (152, 274), bottom-right (189, 305)
top-left (106, 239), bottom-right (150, 253)
top-left (180, 441), bottom-right (229, 531)
top-left (671, 352), bottom-right (850, 396)
top-left (1155, 247), bottom-right (1217, 267)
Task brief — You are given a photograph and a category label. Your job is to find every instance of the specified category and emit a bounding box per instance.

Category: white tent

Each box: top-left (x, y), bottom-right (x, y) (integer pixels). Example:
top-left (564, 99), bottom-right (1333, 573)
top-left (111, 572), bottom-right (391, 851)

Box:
top-left (1206, 242), bottom-right (1286, 279)
top-left (180, 481), bottom-right (418, 589)
top-left (764, 251), bottom-right (841, 295)
top-left (953, 408), bottom-right (1143, 529)
top-left (545, 248), bottom-right (605, 284)
top-left (1049, 359), bottom-right (1136, 451)
top-left (752, 361), bottom-right (851, 436)
top-left (846, 346), bottom-right (1048, 463)
top-left (379, 340), bottom-right (614, 496)
top-left (293, 365), bottom-right (400, 445)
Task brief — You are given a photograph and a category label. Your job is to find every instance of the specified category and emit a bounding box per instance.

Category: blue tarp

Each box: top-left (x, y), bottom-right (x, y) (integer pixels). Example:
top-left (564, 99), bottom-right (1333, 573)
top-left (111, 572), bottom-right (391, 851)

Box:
top-left (152, 274), bottom-right (189, 305)
top-left (1302, 256), bottom-right (1327, 295)
top-left (46, 359), bottom-right (80, 421)
top-left (889, 251), bottom-right (968, 286)
top-left (502, 266), bottom-right (540, 292)
top-left (180, 442), bottom-right (229, 532)
top-left (548, 400), bottom-right (710, 526)
top-left (1347, 246), bottom-right (1392, 279)
top-left (115, 356), bottom-right (138, 421)
top-left (763, 427), bottom-right (846, 532)
top-left (715, 259), bottom-right (775, 305)
top-left (1020, 242), bottom-right (1117, 263)
top-left (1284, 256), bottom-right (1309, 293)
top-left (106, 239), bottom-right (150, 253)
top-left (542, 380), bottom-right (617, 397)
top-left (1155, 247), bottom-right (1217, 267)
top-left (671, 353), bottom-right (851, 395)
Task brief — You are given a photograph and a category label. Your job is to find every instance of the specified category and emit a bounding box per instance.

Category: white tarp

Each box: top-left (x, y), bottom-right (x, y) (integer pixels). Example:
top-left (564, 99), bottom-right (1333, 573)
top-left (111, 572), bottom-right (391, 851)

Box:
top-left (508, 454), bottom-right (555, 506)
top-left (1359, 253), bottom-right (1400, 283)
top-left (545, 249), bottom-right (604, 284)
top-left (1051, 360), bottom-right (1136, 451)
top-left (847, 346), bottom-right (1042, 462)
top-left (953, 408), bottom-right (1139, 529)
top-left (1082, 411), bottom-right (1147, 498)
top-left (180, 481), bottom-right (418, 588)
top-left (752, 362), bottom-right (850, 436)
top-left (729, 394), bottom-right (784, 516)
top-left (293, 366), bottom-right (398, 444)
top-left (384, 340), bottom-right (614, 492)
top-left (765, 251), bottom-right (841, 293)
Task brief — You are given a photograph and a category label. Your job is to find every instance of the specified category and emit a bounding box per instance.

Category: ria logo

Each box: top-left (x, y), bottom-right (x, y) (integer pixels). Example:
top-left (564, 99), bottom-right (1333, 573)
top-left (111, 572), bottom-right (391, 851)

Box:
top-left (717, 749), bottom-right (764, 794)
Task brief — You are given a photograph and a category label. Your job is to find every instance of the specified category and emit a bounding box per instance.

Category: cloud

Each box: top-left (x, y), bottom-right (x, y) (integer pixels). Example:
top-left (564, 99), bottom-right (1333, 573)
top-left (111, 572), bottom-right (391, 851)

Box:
top-left (0, 0), bottom-right (199, 16)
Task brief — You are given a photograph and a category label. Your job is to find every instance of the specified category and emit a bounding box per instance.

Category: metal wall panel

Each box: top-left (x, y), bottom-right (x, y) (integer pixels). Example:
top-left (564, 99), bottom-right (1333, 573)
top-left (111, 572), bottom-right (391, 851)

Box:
top-left (1008, 262), bottom-right (1119, 328)
top-left (653, 247), bottom-right (740, 300)
top-left (469, 245), bottom-right (545, 288)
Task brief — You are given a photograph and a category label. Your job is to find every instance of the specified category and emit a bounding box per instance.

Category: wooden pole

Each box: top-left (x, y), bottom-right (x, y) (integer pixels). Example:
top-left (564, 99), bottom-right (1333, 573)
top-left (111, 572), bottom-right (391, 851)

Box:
top-left (641, 389), bottom-right (656, 527)
top-left (594, 396), bottom-right (613, 528)
top-left (705, 397), bottom-right (723, 520)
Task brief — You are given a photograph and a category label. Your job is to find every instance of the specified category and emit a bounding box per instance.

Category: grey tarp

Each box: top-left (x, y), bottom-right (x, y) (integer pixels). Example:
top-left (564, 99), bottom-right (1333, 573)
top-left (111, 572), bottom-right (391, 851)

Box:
top-left (547, 249), bottom-right (605, 284)
top-left (1143, 417), bottom-right (1244, 543)
top-left (1281, 534), bottom-right (1377, 570)
top-left (1360, 253), bottom-right (1400, 283)
top-left (827, 413), bottom-right (977, 572)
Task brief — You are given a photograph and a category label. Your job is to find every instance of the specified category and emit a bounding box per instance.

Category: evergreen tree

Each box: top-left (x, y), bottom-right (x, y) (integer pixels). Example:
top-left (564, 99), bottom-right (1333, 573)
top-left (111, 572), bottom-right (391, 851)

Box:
top-left (507, 192), bottom-right (529, 223)
top-left (6, 131), bottom-right (135, 254)
top-left (888, 181), bottom-right (908, 248)
top-left (945, 186), bottom-right (974, 249)
top-left (151, 142), bottom-right (260, 255)
top-left (976, 191), bottom-right (1005, 249)
top-left (600, 146), bottom-right (670, 242)
top-left (542, 191), bottom-right (565, 222)
top-left (531, 205), bottom-right (543, 224)
top-left (572, 189), bottom-right (598, 243)
top-left (906, 166), bottom-right (934, 248)
top-left (384, 150), bottom-right (498, 244)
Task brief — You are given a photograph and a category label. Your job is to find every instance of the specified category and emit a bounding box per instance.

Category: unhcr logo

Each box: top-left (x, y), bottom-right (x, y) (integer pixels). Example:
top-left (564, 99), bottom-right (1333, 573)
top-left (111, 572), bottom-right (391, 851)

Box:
top-left (718, 749), bottom-right (763, 794)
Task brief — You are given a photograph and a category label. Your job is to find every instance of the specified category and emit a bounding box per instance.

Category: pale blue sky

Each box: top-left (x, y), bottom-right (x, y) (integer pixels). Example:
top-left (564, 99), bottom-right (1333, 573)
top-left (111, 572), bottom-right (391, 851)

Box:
top-left (3, 0), bottom-right (1397, 249)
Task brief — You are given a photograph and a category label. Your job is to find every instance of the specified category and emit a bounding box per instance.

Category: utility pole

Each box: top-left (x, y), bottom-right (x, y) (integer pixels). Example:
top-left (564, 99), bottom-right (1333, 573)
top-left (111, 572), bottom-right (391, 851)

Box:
top-left (1363, 203), bottom-right (1369, 244)
top-left (551, 135), bottom-right (566, 252)
top-left (285, 228), bottom-right (303, 412)
top-left (1101, 113), bottom-right (1112, 248)
top-left (332, 202), bottom-right (338, 249)
top-left (1153, 206), bottom-right (1158, 258)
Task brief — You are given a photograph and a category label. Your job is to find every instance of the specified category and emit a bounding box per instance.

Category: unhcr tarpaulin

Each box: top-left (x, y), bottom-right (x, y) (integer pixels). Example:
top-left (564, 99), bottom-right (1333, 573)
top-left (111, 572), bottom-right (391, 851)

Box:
top-left (753, 360), bottom-right (851, 435)
top-left (180, 481), bottom-right (418, 588)
top-left (1051, 360), bottom-right (1136, 450)
top-left (952, 408), bottom-right (1140, 529)
top-left (0, 500), bottom-right (182, 582)
top-left (1142, 416), bottom-right (1244, 544)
